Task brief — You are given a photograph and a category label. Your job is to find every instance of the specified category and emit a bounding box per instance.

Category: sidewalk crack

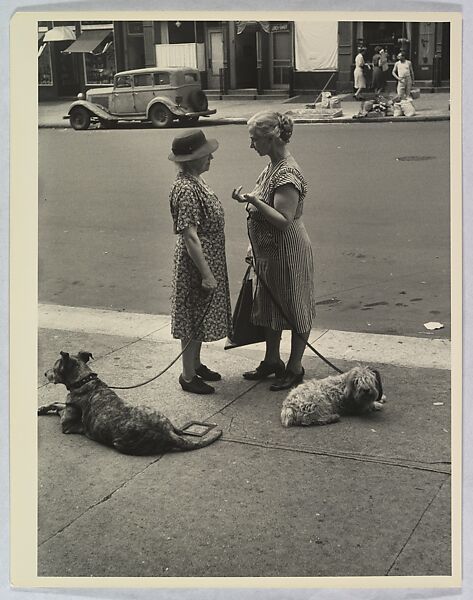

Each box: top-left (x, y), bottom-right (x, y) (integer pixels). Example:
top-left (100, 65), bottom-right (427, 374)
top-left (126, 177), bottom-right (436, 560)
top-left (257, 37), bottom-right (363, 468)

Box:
top-left (385, 476), bottom-right (450, 575)
top-left (39, 455), bottom-right (164, 547)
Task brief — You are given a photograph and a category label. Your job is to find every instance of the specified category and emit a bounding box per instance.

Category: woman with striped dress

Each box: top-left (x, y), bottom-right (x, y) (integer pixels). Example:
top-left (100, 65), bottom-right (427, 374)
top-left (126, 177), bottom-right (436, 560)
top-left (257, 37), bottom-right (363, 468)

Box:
top-left (232, 111), bottom-right (316, 391)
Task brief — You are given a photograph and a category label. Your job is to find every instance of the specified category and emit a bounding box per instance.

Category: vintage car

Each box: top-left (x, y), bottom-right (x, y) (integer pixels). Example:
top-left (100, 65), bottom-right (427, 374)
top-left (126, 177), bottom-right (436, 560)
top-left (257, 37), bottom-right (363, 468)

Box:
top-left (65, 66), bottom-right (216, 130)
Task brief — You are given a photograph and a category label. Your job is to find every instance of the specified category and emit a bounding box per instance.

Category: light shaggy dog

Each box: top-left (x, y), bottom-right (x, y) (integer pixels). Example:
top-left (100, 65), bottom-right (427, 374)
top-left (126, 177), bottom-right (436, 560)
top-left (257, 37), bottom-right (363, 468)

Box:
top-left (281, 366), bottom-right (385, 427)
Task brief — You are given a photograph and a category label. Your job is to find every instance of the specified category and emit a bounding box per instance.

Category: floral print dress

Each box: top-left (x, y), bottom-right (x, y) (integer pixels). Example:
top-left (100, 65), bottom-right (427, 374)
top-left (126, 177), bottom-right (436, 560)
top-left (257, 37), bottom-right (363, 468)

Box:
top-left (169, 172), bottom-right (232, 342)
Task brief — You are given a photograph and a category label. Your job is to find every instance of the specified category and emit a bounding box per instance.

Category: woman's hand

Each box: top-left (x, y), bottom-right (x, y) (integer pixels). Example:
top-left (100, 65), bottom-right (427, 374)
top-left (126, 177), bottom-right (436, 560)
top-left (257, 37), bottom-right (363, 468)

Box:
top-left (201, 273), bottom-right (217, 294)
top-left (232, 186), bottom-right (257, 205)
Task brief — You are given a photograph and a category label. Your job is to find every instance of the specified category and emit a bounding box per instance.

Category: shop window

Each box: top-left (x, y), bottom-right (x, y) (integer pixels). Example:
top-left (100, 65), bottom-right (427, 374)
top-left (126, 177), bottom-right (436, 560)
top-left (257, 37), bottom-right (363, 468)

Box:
top-left (38, 42), bottom-right (53, 85)
top-left (134, 73), bottom-right (153, 87)
top-left (168, 21), bottom-right (196, 44)
top-left (127, 22), bottom-right (144, 35)
top-left (361, 22), bottom-right (410, 62)
top-left (84, 41), bottom-right (116, 85)
top-left (153, 72), bottom-right (170, 86)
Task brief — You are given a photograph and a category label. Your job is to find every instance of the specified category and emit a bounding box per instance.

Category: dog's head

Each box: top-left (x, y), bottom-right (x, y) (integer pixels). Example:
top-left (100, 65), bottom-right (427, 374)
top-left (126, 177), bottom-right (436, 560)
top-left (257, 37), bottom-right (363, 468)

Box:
top-left (45, 351), bottom-right (94, 389)
top-left (344, 366), bottom-right (383, 412)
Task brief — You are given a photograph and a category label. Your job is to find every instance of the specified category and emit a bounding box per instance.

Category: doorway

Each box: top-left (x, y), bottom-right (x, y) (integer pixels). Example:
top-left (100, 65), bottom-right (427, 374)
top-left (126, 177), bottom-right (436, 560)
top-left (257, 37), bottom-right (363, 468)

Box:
top-left (441, 22), bottom-right (450, 81)
top-left (206, 28), bottom-right (224, 89)
top-left (270, 29), bottom-right (292, 88)
top-left (235, 28), bottom-right (257, 88)
top-left (55, 41), bottom-right (81, 97)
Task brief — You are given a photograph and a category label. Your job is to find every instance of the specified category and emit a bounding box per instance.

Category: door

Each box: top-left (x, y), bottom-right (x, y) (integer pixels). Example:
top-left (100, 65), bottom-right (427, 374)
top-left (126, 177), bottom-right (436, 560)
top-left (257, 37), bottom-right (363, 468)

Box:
top-left (270, 29), bottom-right (292, 89)
top-left (207, 29), bottom-right (224, 88)
top-left (132, 73), bottom-right (154, 114)
top-left (55, 41), bottom-right (81, 97)
top-left (235, 28), bottom-right (257, 88)
top-left (110, 75), bottom-right (135, 114)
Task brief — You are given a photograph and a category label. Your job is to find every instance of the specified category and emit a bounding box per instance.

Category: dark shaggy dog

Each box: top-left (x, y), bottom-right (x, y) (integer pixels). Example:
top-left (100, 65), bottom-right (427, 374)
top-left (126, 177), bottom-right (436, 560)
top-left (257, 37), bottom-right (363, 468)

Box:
top-left (39, 351), bottom-right (222, 454)
top-left (281, 365), bottom-right (385, 427)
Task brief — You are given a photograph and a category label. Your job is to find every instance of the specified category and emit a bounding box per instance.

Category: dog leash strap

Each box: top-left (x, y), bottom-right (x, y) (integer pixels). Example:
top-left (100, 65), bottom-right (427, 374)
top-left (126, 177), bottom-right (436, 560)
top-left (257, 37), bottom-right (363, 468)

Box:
top-left (245, 215), bottom-right (343, 375)
top-left (109, 290), bottom-right (215, 390)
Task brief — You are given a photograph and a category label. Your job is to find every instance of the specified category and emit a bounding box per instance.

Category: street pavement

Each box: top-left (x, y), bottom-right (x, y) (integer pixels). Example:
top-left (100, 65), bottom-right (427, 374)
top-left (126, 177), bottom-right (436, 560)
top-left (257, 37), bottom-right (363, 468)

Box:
top-left (38, 92), bottom-right (450, 129)
top-left (37, 303), bottom-right (454, 578)
top-left (36, 91), bottom-right (455, 580)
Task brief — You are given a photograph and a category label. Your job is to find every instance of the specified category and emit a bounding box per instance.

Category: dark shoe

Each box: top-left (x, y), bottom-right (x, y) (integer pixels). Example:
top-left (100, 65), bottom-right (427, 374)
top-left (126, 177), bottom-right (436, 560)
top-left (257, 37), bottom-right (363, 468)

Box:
top-left (195, 364), bottom-right (222, 381)
top-left (269, 368), bottom-right (305, 392)
top-left (242, 360), bottom-right (285, 381)
top-left (179, 374), bottom-right (215, 395)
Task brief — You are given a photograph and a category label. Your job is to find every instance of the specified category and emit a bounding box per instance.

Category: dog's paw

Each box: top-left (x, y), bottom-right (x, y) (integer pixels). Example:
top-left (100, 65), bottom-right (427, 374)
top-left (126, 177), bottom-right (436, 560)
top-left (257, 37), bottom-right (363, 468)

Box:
top-left (373, 401), bottom-right (384, 411)
top-left (380, 394), bottom-right (387, 403)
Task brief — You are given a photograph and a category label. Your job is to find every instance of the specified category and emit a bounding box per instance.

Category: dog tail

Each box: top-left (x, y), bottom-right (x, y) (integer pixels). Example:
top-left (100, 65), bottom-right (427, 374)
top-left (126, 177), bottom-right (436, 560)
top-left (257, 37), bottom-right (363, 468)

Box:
top-left (280, 406), bottom-right (296, 428)
top-left (171, 428), bottom-right (223, 451)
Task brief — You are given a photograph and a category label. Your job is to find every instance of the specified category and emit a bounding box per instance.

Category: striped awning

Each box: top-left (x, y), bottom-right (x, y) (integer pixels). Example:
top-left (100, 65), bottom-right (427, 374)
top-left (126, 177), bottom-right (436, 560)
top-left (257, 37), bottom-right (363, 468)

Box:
top-left (63, 29), bottom-right (111, 54)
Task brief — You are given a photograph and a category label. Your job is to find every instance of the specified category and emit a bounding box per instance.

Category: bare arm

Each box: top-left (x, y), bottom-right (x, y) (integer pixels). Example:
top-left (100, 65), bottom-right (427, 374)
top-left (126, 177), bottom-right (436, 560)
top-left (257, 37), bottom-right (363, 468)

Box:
top-left (182, 225), bottom-right (217, 292)
top-left (392, 63), bottom-right (400, 80)
top-left (232, 183), bottom-right (299, 231)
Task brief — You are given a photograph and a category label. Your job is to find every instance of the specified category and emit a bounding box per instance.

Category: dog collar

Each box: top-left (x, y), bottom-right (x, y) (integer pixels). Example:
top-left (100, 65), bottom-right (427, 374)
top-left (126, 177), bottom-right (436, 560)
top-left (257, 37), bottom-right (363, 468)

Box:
top-left (69, 373), bottom-right (98, 390)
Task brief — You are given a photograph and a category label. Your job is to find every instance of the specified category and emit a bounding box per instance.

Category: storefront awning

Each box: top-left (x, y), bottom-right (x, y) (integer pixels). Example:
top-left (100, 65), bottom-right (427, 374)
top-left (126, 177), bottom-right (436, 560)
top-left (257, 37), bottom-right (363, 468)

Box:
top-left (63, 29), bottom-right (111, 54)
top-left (236, 21), bottom-right (270, 35)
top-left (42, 26), bottom-right (76, 42)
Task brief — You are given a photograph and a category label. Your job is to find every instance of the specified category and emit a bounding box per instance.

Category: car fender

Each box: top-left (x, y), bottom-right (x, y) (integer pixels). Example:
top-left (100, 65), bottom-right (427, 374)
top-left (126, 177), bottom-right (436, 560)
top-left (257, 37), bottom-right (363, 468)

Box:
top-left (68, 100), bottom-right (116, 121)
top-left (146, 97), bottom-right (183, 118)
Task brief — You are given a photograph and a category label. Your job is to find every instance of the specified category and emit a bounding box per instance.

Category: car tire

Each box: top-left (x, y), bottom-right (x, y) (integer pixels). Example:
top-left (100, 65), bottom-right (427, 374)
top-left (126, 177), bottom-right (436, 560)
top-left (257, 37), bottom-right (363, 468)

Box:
top-left (149, 104), bottom-right (174, 128)
top-left (69, 107), bottom-right (91, 131)
top-left (188, 90), bottom-right (208, 112)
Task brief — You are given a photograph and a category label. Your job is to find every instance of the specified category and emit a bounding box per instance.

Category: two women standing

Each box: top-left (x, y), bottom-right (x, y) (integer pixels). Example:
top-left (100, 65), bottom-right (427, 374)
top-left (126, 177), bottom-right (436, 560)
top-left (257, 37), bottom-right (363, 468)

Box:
top-left (168, 113), bottom-right (315, 394)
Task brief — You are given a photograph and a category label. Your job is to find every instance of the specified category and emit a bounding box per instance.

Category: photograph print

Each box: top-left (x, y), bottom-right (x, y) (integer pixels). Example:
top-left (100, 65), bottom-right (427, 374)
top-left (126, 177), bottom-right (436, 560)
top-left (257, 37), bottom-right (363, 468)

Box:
top-left (12, 11), bottom-right (462, 586)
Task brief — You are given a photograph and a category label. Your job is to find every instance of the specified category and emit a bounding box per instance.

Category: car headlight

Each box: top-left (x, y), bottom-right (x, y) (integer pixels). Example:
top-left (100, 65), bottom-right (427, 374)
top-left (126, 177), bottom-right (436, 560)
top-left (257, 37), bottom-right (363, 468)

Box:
top-left (77, 92), bottom-right (85, 100)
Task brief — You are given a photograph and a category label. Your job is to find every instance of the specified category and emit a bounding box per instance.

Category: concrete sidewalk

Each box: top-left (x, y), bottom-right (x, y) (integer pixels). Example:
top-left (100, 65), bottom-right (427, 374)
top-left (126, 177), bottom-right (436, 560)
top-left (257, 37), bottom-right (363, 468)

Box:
top-left (38, 92), bottom-right (450, 129)
top-left (37, 303), bottom-right (453, 579)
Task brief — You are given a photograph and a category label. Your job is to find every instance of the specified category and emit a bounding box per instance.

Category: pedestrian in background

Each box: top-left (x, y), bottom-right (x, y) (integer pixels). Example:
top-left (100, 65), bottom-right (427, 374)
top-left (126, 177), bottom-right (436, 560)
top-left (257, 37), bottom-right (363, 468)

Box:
top-left (379, 47), bottom-right (389, 92)
top-left (168, 129), bottom-right (232, 395)
top-left (353, 47), bottom-right (367, 100)
top-left (371, 46), bottom-right (384, 95)
top-left (392, 51), bottom-right (415, 99)
top-left (232, 111), bottom-right (316, 392)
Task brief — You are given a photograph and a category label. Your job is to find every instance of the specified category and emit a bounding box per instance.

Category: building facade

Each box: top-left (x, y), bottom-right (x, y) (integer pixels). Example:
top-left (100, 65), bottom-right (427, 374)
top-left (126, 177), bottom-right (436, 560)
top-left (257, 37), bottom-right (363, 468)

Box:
top-left (38, 20), bottom-right (450, 101)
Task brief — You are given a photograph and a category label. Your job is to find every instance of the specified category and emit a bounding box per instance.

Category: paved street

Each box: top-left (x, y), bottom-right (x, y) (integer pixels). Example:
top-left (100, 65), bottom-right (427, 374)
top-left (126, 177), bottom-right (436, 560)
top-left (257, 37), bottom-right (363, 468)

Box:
top-left (34, 112), bottom-right (457, 581)
top-left (39, 121), bottom-right (450, 338)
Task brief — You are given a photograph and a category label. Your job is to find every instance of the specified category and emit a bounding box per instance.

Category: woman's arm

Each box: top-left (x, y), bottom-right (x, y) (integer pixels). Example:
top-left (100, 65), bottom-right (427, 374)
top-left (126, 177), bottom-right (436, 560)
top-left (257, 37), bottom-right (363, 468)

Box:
top-left (233, 183), bottom-right (299, 231)
top-left (182, 225), bottom-right (217, 292)
top-left (392, 63), bottom-right (400, 80)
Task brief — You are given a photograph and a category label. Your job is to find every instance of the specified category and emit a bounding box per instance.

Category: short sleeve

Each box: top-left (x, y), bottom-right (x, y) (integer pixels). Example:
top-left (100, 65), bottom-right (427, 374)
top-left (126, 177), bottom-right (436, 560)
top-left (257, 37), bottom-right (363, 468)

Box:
top-left (170, 181), bottom-right (202, 234)
top-left (273, 167), bottom-right (304, 195)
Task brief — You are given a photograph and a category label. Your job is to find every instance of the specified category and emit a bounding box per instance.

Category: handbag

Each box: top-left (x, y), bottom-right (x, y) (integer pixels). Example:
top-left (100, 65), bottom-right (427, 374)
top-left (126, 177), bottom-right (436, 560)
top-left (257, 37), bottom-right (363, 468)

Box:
top-left (225, 265), bottom-right (265, 350)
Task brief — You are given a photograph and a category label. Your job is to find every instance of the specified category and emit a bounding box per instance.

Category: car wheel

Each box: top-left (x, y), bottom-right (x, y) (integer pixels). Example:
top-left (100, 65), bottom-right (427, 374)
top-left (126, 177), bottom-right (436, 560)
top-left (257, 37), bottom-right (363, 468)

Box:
top-left (188, 90), bottom-right (208, 112)
top-left (69, 107), bottom-right (91, 131)
top-left (150, 104), bottom-right (174, 128)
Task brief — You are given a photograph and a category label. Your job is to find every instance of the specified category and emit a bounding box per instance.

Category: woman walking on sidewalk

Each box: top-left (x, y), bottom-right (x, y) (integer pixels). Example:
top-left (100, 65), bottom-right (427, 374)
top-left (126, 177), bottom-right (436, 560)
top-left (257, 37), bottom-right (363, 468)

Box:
top-left (169, 129), bottom-right (232, 395)
top-left (232, 111), bottom-right (316, 392)
top-left (353, 47), bottom-right (367, 100)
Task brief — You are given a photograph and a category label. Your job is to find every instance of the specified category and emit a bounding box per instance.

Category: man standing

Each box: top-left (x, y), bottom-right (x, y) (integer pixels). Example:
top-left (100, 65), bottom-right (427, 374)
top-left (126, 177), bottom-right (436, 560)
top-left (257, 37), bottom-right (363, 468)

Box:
top-left (392, 51), bottom-right (415, 99)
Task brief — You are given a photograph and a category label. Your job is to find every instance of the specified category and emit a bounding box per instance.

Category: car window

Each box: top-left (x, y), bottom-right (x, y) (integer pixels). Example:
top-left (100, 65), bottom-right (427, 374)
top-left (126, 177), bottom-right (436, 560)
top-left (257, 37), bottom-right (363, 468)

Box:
top-left (115, 75), bottom-right (132, 89)
top-left (133, 74), bottom-right (153, 87)
top-left (184, 72), bottom-right (198, 83)
top-left (153, 72), bottom-right (170, 86)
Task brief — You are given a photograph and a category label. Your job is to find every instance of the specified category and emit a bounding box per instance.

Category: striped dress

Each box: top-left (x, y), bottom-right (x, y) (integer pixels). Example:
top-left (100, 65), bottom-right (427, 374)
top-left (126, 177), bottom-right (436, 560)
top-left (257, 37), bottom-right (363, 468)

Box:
top-left (247, 156), bottom-right (316, 333)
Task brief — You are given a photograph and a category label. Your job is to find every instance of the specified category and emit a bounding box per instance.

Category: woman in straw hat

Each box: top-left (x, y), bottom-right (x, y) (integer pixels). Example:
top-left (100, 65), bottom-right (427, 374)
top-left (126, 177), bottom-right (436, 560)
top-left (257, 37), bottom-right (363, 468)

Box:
top-left (169, 129), bottom-right (232, 395)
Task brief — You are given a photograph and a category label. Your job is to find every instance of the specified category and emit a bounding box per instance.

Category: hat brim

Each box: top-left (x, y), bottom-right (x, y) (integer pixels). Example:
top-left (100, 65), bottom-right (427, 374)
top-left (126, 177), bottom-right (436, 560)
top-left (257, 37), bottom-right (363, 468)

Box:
top-left (168, 139), bottom-right (219, 162)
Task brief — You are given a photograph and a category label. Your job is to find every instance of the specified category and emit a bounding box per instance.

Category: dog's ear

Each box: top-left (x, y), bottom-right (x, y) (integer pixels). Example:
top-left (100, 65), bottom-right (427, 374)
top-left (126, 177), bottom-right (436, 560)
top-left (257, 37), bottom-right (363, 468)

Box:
top-left (78, 351), bottom-right (93, 363)
top-left (60, 351), bottom-right (70, 362)
top-left (370, 368), bottom-right (383, 401)
top-left (343, 370), bottom-right (355, 399)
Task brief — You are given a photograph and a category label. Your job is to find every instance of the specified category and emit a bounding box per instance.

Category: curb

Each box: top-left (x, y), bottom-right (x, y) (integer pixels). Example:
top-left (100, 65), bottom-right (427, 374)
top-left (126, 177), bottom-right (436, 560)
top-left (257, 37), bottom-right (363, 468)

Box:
top-left (38, 114), bottom-right (450, 129)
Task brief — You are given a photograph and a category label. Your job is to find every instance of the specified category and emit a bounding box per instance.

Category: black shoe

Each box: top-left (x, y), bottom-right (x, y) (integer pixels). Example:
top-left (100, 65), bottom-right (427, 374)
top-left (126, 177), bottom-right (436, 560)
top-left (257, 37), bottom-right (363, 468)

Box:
top-left (179, 375), bottom-right (215, 395)
top-left (195, 364), bottom-right (221, 381)
top-left (242, 360), bottom-right (285, 381)
top-left (269, 368), bottom-right (305, 392)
